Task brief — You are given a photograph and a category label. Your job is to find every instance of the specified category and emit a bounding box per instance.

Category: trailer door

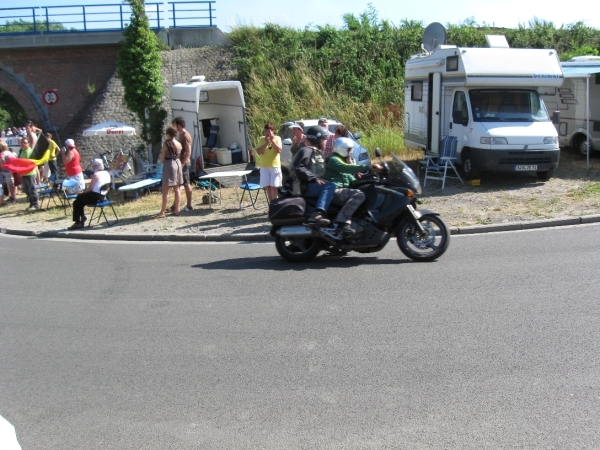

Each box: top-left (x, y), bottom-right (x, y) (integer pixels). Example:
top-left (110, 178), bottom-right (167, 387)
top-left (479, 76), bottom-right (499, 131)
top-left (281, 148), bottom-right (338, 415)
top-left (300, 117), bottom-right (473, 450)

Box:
top-left (427, 72), bottom-right (442, 154)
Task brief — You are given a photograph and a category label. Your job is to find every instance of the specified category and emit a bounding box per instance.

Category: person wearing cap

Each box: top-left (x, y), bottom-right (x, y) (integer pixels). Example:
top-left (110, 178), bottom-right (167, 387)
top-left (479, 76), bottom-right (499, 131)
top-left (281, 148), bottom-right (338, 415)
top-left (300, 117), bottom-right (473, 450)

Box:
top-left (317, 118), bottom-right (330, 132)
top-left (290, 125), bottom-right (337, 226)
top-left (62, 139), bottom-right (85, 194)
top-left (289, 122), bottom-right (306, 156)
top-left (69, 158), bottom-right (111, 230)
top-left (254, 123), bottom-right (282, 202)
top-left (18, 136), bottom-right (40, 211)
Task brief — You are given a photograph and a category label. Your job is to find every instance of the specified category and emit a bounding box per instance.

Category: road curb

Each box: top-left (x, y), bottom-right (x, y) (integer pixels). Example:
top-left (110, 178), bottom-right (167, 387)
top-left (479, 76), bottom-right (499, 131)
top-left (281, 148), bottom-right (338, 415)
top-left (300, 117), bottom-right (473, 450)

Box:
top-left (3, 214), bottom-right (600, 242)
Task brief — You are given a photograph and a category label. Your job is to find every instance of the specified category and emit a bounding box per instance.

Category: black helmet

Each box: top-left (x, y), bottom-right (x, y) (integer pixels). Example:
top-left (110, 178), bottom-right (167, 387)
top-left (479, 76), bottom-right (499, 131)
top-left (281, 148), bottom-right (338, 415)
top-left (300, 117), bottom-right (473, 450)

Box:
top-left (305, 126), bottom-right (327, 145)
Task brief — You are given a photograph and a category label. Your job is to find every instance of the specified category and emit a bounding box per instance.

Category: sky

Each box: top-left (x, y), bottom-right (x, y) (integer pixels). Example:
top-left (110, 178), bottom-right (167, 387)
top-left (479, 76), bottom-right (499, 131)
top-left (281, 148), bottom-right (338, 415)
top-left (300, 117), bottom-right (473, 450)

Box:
top-left (7, 0), bottom-right (600, 33)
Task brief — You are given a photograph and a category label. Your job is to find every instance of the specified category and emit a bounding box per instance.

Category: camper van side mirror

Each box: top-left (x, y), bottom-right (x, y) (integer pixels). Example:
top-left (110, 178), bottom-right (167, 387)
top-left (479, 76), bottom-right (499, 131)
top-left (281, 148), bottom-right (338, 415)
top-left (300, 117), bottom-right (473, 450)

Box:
top-left (552, 111), bottom-right (560, 125)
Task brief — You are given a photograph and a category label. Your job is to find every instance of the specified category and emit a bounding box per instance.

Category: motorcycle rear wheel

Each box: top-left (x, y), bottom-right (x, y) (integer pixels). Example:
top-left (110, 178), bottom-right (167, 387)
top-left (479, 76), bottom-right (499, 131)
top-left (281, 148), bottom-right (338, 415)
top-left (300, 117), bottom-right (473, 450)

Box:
top-left (396, 214), bottom-right (450, 262)
top-left (275, 235), bottom-right (321, 262)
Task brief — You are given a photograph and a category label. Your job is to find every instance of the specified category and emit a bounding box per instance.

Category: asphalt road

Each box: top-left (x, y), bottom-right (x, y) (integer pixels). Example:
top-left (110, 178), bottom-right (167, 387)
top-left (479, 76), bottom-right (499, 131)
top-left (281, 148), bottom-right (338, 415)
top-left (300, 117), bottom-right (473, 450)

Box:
top-left (1, 225), bottom-right (599, 449)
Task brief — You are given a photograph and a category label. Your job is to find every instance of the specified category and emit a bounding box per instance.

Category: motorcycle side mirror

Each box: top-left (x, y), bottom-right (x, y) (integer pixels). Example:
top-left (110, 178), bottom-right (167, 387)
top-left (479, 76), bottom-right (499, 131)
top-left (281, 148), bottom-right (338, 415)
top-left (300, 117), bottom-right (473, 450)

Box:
top-left (375, 147), bottom-right (382, 158)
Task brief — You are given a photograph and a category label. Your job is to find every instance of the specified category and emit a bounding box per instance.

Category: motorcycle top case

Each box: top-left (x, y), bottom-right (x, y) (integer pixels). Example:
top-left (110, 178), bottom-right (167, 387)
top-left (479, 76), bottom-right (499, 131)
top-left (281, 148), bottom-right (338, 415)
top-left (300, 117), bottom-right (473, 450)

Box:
top-left (268, 196), bottom-right (306, 225)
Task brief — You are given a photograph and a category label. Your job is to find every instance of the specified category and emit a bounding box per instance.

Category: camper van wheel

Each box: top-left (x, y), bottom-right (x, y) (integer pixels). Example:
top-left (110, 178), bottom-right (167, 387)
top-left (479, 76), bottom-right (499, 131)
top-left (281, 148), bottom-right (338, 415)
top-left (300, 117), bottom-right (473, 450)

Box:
top-left (575, 137), bottom-right (591, 156)
top-left (536, 169), bottom-right (555, 181)
top-left (461, 150), bottom-right (479, 180)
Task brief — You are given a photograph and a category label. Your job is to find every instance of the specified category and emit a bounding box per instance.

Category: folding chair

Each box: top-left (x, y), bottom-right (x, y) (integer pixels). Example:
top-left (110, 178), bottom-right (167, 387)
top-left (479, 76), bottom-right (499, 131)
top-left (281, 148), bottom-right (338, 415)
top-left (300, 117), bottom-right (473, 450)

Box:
top-left (421, 136), bottom-right (465, 189)
top-left (38, 174), bottom-right (61, 210)
top-left (205, 125), bottom-right (219, 148)
top-left (61, 178), bottom-right (79, 216)
top-left (239, 182), bottom-right (268, 209)
top-left (87, 184), bottom-right (119, 227)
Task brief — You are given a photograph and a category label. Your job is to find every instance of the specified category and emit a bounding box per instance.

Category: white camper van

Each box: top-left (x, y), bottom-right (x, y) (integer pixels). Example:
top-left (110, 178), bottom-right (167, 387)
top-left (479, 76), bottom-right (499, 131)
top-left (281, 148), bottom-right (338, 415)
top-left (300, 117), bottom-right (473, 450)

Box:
top-left (404, 24), bottom-right (563, 180)
top-left (539, 56), bottom-right (600, 156)
top-left (170, 76), bottom-right (249, 171)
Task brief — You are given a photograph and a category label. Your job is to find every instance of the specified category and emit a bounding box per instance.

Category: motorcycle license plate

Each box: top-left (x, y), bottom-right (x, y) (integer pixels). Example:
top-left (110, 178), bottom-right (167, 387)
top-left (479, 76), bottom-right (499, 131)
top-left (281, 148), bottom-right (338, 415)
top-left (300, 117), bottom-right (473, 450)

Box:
top-left (514, 165), bottom-right (537, 171)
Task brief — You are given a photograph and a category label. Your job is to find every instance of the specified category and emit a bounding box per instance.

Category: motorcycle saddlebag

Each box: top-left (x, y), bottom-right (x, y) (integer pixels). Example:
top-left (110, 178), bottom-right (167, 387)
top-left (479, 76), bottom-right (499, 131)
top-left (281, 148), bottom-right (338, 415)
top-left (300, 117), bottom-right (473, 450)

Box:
top-left (268, 196), bottom-right (306, 225)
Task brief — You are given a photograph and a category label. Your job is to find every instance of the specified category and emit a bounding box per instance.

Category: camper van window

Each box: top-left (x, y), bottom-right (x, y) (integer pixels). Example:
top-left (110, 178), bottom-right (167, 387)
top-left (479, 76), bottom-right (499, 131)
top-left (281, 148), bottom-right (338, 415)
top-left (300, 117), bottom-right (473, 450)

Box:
top-left (411, 82), bottom-right (423, 101)
top-left (446, 56), bottom-right (458, 72)
top-left (469, 89), bottom-right (550, 122)
top-left (199, 91), bottom-right (209, 102)
top-left (596, 73), bottom-right (600, 85)
top-left (452, 91), bottom-right (469, 125)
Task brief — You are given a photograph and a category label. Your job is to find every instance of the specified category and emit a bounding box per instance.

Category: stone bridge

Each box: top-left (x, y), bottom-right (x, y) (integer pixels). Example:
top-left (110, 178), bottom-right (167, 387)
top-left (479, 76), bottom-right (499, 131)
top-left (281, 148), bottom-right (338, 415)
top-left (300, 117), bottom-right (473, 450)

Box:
top-left (0, 28), bottom-right (235, 162)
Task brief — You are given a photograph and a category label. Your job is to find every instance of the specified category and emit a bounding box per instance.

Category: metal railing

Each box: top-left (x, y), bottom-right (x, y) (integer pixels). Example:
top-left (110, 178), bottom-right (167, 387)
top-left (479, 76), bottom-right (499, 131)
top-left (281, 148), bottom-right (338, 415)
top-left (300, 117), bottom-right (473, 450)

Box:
top-left (0, 1), bottom-right (216, 35)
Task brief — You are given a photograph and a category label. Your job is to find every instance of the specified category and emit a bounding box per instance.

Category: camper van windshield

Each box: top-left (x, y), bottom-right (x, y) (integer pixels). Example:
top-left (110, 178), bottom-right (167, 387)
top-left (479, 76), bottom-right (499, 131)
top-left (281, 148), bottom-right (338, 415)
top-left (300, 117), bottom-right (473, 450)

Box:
top-left (469, 89), bottom-right (549, 123)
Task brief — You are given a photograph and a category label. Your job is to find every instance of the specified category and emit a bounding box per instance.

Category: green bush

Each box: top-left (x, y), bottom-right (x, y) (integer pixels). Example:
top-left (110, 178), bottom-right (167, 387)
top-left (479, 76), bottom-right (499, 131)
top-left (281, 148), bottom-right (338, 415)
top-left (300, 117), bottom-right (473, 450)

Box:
top-left (229, 10), bottom-right (600, 150)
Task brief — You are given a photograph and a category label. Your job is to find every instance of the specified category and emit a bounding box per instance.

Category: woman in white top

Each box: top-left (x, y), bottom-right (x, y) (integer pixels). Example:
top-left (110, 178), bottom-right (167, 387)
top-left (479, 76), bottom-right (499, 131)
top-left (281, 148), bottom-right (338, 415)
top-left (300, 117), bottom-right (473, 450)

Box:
top-left (69, 158), bottom-right (111, 229)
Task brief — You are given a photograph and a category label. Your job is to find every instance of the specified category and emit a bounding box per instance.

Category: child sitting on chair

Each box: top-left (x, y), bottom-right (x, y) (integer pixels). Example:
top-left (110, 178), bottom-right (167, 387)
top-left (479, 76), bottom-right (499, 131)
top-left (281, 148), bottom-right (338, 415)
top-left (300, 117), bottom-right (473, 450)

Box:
top-left (69, 158), bottom-right (111, 230)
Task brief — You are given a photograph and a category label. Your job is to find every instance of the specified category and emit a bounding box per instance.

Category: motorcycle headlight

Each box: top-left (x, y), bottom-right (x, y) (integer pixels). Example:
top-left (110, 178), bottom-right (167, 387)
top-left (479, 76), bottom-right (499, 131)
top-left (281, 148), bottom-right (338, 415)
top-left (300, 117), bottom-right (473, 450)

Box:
top-left (480, 137), bottom-right (508, 145)
top-left (543, 136), bottom-right (558, 145)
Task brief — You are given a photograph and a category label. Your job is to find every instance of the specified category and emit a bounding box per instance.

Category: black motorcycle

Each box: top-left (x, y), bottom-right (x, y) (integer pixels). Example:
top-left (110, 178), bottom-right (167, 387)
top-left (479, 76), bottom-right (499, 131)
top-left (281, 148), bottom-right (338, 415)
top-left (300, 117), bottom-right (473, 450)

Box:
top-left (269, 150), bottom-right (450, 263)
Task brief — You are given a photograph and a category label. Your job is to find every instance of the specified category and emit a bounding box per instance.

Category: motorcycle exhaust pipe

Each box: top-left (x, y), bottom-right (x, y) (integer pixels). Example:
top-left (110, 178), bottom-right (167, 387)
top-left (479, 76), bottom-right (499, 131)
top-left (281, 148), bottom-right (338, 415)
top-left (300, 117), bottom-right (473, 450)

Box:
top-left (277, 225), bottom-right (315, 238)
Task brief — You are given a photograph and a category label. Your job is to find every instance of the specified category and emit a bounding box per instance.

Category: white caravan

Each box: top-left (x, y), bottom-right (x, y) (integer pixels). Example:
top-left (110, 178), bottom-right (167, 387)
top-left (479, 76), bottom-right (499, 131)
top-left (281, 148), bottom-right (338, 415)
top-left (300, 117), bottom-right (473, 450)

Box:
top-left (404, 25), bottom-right (563, 179)
top-left (170, 76), bottom-right (249, 171)
top-left (539, 56), bottom-right (600, 156)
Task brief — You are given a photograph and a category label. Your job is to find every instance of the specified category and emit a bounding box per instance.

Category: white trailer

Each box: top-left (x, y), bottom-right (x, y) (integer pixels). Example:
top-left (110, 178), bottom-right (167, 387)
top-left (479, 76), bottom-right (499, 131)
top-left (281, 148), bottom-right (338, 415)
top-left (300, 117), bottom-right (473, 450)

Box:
top-left (170, 76), bottom-right (249, 172)
top-left (539, 56), bottom-right (600, 159)
top-left (404, 27), bottom-right (563, 180)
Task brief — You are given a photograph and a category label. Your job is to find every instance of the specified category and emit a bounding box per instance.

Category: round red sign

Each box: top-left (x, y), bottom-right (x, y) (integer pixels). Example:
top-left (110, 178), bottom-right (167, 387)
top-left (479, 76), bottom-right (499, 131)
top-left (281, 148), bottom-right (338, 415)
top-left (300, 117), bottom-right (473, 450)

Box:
top-left (42, 90), bottom-right (59, 106)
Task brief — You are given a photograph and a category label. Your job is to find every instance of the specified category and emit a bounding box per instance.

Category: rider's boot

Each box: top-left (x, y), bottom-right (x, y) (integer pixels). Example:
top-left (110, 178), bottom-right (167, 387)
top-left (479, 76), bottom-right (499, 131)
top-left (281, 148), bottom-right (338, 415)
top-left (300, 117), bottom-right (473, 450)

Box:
top-left (307, 210), bottom-right (330, 226)
top-left (335, 221), bottom-right (355, 235)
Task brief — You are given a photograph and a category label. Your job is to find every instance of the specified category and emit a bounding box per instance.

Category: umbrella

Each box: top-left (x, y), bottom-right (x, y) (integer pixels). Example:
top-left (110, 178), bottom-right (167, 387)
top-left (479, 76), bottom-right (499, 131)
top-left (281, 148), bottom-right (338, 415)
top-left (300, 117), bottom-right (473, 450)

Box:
top-left (82, 121), bottom-right (137, 137)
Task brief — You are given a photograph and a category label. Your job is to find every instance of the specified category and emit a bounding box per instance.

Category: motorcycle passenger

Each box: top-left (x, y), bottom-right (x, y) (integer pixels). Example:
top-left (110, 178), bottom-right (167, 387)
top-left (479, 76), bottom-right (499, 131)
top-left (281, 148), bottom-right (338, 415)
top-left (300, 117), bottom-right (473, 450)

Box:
top-left (290, 125), bottom-right (336, 226)
top-left (325, 137), bottom-right (383, 235)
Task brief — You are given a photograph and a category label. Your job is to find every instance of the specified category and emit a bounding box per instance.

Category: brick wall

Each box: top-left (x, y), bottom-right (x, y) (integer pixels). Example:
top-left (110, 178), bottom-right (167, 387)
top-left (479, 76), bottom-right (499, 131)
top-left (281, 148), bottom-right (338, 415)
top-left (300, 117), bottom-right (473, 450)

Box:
top-left (0, 45), bottom-right (121, 134)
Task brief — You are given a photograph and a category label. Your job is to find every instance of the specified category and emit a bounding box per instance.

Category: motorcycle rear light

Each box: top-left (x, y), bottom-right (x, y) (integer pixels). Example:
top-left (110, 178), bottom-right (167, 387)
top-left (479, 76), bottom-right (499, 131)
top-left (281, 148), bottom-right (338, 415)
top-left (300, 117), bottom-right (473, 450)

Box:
top-left (406, 189), bottom-right (414, 197)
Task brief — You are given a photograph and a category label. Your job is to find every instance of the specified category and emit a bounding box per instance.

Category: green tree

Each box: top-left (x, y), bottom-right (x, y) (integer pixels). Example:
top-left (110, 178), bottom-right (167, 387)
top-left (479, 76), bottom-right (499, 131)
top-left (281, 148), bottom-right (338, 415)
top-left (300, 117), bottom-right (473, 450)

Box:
top-left (117, 0), bottom-right (166, 161)
top-left (0, 18), bottom-right (67, 33)
top-left (0, 90), bottom-right (28, 130)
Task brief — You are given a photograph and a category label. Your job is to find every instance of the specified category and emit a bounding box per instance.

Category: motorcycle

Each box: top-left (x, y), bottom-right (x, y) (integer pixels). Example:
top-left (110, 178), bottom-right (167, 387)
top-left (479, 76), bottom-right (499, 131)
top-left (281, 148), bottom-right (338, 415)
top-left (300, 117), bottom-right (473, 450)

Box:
top-left (269, 149), bottom-right (450, 263)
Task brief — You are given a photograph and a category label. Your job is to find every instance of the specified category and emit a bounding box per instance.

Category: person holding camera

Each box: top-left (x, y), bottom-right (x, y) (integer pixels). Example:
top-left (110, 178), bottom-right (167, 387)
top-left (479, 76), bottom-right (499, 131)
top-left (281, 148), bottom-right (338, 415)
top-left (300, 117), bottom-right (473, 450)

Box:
top-left (62, 139), bottom-right (85, 194)
top-left (254, 123), bottom-right (282, 203)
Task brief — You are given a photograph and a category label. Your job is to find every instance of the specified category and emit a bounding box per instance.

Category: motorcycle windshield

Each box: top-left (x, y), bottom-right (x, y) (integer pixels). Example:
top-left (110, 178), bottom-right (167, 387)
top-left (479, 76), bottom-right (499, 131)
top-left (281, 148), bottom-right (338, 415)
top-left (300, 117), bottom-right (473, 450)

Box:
top-left (389, 154), bottom-right (422, 195)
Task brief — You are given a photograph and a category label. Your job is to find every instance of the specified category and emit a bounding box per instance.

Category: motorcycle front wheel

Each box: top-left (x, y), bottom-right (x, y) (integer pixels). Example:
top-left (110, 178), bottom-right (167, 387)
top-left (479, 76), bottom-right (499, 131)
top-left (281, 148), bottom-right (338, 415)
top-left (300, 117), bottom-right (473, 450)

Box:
top-left (275, 235), bottom-right (321, 263)
top-left (396, 214), bottom-right (450, 262)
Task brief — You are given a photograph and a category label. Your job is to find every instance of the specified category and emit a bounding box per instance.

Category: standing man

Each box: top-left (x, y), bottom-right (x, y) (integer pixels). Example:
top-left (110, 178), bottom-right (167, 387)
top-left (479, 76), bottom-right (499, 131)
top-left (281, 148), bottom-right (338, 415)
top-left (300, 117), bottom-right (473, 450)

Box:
top-left (18, 137), bottom-right (39, 211)
top-left (254, 123), bottom-right (282, 203)
top-left (172, 116), bottom-right (194, 211)
top-left (25, 121), bottom-right (41, 149)
top-left (289, 122), bottom-right (306, 156)
top-left (45, 132), bottom-right (60, 177)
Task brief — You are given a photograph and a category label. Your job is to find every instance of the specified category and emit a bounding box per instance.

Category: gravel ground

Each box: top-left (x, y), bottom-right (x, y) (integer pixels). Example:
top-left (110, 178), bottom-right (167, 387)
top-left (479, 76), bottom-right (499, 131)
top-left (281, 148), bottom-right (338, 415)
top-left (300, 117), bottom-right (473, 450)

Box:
top-left (2, 150), bottom-right (599, 236)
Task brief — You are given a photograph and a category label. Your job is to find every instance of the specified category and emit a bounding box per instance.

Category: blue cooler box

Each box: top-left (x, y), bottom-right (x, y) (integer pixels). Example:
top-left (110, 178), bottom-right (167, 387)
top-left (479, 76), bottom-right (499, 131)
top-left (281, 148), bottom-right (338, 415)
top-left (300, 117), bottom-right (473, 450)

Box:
top-left (231, 148), bottom-right (242, 164)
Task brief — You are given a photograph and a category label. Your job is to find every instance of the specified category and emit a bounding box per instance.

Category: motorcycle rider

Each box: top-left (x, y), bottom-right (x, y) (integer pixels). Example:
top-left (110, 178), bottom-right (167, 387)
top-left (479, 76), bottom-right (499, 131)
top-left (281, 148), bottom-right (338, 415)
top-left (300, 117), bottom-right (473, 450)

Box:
top-left (289, 125), bottom-right (337, 225)
top-left (325, 137), bottom-right (383, 235)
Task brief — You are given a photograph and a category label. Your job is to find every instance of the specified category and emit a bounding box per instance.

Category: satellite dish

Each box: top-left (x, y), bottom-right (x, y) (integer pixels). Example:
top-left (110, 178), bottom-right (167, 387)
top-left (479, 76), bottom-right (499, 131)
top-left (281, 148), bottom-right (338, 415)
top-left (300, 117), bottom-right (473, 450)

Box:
top-left (422, 22), bottom-right (446, 52)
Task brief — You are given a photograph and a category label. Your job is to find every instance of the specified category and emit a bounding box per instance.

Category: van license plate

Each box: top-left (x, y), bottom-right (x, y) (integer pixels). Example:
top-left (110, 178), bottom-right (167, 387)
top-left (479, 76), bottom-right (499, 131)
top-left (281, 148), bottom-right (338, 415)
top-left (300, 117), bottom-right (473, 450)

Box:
top-left (514, 165), bottom-right (537, 171)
